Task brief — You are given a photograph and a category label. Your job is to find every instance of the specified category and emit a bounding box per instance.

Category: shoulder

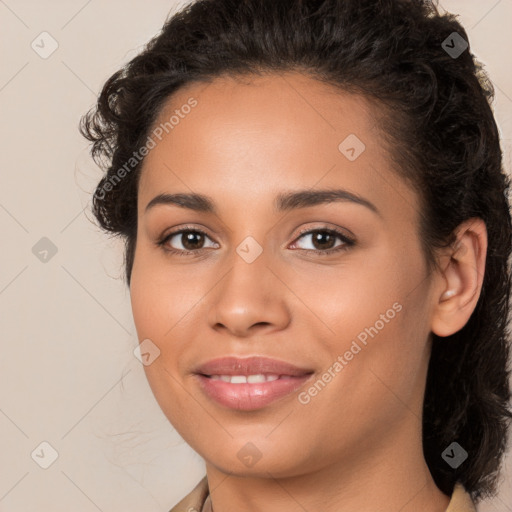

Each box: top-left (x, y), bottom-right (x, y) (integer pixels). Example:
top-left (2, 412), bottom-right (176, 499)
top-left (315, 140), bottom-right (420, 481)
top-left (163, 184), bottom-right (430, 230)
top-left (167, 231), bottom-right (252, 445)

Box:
top-left (446, 482), bottom-right (477, 512)
top-left (168, 476), bottom-right (209, 512)
top-left (169, 477), bottom-right (476, 512)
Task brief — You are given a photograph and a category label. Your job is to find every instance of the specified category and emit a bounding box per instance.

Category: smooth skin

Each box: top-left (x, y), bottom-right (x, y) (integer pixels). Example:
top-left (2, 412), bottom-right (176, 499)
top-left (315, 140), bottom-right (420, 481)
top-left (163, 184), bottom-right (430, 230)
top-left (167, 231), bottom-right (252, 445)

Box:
top-left (129, 72), bottom-right (487, 512)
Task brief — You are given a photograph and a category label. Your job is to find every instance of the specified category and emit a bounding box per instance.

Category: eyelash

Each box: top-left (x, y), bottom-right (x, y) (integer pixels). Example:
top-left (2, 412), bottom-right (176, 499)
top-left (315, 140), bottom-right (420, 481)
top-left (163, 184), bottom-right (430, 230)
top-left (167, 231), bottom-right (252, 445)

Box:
top-left (156, 224), bottom-right (355, 257)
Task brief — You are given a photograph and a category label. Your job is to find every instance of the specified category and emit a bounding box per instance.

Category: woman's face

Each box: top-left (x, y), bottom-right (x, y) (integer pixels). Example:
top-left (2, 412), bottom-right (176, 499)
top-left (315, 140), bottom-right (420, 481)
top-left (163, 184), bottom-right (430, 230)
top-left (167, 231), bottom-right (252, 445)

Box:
top-left (130, 72), bottom-right (439, 477)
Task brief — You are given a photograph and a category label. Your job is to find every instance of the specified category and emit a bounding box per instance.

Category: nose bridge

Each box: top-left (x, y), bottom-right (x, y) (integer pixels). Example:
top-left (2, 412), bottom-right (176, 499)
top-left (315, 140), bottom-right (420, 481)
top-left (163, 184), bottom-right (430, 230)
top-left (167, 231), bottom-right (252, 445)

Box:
top-left (207, 234), bottom-right (290, 335)
top-left (223, 235), bottom-right (273, 304)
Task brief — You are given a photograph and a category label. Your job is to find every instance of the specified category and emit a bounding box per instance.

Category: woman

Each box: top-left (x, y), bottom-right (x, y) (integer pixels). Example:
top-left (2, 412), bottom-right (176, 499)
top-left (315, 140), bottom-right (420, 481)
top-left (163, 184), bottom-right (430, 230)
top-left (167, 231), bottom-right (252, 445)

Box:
top-left (80, 0), bottom-right (512, 510)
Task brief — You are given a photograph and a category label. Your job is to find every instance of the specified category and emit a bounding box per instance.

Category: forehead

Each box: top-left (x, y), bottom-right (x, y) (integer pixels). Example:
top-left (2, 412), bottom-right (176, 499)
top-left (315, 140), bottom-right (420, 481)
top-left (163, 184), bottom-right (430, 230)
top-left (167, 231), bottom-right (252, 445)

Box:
top-left (137, 71), bottom-right (417, 223)
top-left (144, 71), bottom-right (377, 160)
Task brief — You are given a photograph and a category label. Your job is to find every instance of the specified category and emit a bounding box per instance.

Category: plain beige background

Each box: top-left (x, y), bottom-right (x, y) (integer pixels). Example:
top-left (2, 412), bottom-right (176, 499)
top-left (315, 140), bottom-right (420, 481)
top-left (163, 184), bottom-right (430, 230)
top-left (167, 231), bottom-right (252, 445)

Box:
top-left (0, 1), bottom-right (511, 510)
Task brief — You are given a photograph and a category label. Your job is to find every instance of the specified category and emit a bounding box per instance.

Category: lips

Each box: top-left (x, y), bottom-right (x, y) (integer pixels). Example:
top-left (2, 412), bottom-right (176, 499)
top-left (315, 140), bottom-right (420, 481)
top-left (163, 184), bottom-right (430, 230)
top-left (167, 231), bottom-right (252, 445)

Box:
top-left (195, 356), bottom-right (313, 378)
top-left (193, 356), bottom-right (314, 411)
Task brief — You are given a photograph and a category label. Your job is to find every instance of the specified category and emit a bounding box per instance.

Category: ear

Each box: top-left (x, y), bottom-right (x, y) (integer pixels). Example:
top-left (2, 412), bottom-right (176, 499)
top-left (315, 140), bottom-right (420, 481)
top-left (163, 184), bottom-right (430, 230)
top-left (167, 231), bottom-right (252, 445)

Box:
top-left (430, 218), bottom-right (488, 337)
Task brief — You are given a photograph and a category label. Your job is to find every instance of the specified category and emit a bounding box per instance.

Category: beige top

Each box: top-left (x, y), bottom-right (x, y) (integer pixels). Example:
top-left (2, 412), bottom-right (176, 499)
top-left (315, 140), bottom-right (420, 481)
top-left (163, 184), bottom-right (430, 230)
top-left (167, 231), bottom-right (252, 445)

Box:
top-left (168, 476), bottom-right (477, 512)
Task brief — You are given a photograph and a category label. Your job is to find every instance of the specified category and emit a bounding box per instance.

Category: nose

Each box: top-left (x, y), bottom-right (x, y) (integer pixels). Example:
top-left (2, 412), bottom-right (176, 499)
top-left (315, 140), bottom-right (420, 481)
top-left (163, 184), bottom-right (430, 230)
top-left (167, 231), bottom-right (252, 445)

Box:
top-left (207, 247), bottom-right (291, 338)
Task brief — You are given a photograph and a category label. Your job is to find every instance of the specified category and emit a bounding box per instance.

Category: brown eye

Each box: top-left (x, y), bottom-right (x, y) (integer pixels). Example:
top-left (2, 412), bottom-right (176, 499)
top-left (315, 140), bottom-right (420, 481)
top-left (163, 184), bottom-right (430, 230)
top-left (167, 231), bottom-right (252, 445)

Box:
top-left (291, 227), bottom-right (355, 255)
top-left (158, 228), bottom-right (219, 255)
top-left (179, 231), bottom-right (206, 251)
top-left (309, 230), bottom-right (337, 250)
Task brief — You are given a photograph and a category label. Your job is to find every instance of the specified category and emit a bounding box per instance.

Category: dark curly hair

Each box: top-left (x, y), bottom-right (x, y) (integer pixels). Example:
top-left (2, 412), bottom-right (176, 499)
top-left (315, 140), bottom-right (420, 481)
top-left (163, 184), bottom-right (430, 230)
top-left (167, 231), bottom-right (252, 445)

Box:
top-left (79, 0), bottom-right (512, 503)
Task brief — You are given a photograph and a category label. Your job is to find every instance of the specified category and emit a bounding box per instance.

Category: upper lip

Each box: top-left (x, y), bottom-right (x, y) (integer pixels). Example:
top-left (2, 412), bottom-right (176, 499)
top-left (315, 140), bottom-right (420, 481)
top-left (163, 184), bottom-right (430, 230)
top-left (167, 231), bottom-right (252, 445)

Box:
top-left (194, 356), bottom-right (314, 377)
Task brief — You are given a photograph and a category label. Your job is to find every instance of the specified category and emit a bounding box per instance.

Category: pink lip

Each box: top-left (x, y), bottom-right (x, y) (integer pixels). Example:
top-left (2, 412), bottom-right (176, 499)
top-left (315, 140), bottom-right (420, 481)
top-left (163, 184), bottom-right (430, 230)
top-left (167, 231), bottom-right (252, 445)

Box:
top-left (194, 356), bottom-right (314, 411)
top-left (195, 356), bottom-right (313, 377)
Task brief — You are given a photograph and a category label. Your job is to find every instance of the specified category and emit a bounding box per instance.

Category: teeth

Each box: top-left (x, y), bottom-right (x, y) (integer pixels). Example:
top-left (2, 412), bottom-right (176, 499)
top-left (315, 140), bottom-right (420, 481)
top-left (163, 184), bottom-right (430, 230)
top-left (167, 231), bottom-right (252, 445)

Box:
top-left (209, 374), bottom-right (280, 383)
top-left (247, 374), bottom-right (266, 383)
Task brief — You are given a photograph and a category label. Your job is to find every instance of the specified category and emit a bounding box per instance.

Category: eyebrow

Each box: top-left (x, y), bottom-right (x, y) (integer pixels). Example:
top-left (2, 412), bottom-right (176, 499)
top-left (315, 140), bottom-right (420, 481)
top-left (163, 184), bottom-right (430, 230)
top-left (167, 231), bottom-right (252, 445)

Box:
top-left (145, 189), bottom-right (380, 216)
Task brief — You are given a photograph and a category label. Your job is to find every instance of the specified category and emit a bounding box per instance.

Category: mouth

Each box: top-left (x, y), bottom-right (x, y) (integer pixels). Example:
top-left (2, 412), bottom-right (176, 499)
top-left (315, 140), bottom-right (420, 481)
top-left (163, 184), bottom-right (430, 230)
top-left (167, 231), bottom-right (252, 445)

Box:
top-left (193, 356), bottom-right (314, 411)
top-left (207, 374), bottom-right (287, 383)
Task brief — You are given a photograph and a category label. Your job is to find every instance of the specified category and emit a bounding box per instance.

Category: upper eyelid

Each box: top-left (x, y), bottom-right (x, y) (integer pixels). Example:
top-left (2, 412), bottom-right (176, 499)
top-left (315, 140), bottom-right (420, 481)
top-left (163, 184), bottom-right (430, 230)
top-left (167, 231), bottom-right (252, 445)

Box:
top-left (294, 224), bottom-right (354, 240)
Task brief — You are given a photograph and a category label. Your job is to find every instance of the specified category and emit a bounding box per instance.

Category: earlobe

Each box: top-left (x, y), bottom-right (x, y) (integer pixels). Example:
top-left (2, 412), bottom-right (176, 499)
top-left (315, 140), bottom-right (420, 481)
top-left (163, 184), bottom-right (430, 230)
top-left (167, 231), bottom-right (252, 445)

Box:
top-left (431, 218), bottom-right (488, 337)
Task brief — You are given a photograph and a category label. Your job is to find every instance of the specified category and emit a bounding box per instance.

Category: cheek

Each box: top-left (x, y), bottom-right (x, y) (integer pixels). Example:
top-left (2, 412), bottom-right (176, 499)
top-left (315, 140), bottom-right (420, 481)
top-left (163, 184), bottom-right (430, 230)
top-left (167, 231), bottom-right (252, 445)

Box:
top-left (129, 254), bottom-right (198, 427)
top-left (129, 246), bottom-right (210, 384)
top-left (309, 243), bottom-right (429, 388)
top-left (129, 258), bottom-right (158, 340)
top-left (300, 255), bottom-right (407, 340)
top-left (129, 244), bottom-right (187, 339)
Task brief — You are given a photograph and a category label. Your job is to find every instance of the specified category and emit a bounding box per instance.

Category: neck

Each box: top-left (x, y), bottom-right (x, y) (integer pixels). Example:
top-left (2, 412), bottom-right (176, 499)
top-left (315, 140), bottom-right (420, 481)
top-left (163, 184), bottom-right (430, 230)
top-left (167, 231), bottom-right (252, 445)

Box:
top-left (204, 414), bottom-right (450, 512)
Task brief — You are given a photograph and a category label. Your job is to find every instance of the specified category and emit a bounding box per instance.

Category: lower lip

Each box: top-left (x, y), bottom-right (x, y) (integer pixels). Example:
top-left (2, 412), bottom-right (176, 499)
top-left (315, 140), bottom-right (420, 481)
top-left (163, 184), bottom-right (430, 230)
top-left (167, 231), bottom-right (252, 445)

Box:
top-left (195, 374), bottom-right (312, 411)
